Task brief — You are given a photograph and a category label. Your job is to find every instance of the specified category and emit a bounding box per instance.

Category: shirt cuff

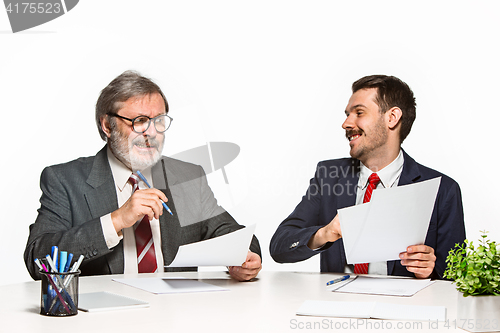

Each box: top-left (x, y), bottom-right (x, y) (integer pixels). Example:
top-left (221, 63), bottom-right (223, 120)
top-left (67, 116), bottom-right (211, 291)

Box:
top-left (311, 245), bottom-right (327, 251)
top-left (101, 213), bottom-right (123, 249)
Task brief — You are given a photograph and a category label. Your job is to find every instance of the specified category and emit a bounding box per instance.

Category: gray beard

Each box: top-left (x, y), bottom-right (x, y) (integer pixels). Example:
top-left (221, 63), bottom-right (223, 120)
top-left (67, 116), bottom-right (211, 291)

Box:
top-left (108, 130), bottom-right (163, 171)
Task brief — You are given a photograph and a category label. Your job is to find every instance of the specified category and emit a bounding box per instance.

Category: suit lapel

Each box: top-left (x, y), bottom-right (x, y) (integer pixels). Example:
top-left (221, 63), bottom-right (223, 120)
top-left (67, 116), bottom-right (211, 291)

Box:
top-left (83, 146), bottom-right (123, 274)
top-left (337, 159), bottom-right (360, 209)
top-left (397, 150), bottom-right (422, 186)
top-left (84, 147), bottom-right (119, 218)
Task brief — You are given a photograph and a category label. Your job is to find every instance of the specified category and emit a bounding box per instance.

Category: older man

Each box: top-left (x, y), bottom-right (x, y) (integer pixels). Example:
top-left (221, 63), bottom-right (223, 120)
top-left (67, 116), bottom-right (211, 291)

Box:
top-left (25, 70), bottom-right (261, 281)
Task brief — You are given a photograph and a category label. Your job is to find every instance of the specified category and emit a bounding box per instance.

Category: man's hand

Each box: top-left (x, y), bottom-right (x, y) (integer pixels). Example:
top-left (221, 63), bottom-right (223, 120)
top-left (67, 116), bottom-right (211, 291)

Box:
top-left (228, 251), bottom-right (262, 281)
top-left (307, 214), bottom-right (342, 250)
top-left (111, 189), bottom-right (168, 233)
top-left (399, 245), bottom-right (436, 279)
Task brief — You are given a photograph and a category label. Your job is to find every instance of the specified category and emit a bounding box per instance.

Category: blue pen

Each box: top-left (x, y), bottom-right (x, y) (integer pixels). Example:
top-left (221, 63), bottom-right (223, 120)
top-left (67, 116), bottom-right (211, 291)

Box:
top-left (136, 170), bottom-right (173, 215)
top-left (326, 274), bottom-right (350, 286)
top-left (59, 251), bottom-right (67, 274)
top-left (64, 253), bottom-right (73, 273)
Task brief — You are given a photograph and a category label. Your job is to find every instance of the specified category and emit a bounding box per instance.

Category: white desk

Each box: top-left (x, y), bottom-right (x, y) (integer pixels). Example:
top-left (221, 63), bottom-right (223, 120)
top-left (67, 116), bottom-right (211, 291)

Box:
top-left (1, 271), bottom-right (464, 332)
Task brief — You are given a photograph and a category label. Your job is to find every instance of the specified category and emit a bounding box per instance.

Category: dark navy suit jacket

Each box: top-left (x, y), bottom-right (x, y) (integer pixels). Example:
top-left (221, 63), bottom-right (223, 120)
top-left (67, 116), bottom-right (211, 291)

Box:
top-left (269, 150), bottom-right (465, 279)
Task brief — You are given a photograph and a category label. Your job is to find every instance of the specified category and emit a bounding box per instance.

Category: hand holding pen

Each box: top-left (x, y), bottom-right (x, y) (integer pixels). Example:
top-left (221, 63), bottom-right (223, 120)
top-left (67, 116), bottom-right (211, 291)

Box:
top-left (136, 171), bottom-right (173, 215)
top-left (110, 172), bottom-right (170, 233)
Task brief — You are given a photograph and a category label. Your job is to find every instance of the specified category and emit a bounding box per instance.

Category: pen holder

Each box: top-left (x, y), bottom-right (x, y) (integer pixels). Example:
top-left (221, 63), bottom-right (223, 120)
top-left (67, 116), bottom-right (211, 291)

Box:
top-left (40, 270), bottom-right (80, 316)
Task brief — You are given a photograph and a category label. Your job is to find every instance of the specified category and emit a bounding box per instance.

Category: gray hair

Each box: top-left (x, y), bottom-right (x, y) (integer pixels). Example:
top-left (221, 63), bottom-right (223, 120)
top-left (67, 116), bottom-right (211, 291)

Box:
top-left (95, 70), bottom-right (169, 141)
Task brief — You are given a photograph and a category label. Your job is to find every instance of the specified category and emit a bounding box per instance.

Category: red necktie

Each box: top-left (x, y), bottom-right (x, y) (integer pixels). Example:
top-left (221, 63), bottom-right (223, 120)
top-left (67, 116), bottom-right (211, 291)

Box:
top-left (353, 173), bottom-right (381, 275)
top-left (129, 174), bottom-right (157, 273)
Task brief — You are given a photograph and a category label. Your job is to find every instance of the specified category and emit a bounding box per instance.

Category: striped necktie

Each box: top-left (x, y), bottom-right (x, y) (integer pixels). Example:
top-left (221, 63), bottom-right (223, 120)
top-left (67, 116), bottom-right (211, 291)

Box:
top-left (129, 174), bottom-right (157, 273)
top-left (353, 173), bottom-right (381, 275)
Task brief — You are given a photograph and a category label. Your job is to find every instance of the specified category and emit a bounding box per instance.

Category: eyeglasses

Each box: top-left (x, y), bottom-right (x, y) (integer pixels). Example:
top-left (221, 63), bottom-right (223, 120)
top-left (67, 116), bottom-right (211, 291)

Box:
top-left (108, 113), bottom-right (173, 133)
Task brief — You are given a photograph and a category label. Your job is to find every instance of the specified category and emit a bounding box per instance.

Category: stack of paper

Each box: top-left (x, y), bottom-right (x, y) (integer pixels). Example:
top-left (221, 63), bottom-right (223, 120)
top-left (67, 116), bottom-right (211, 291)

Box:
top-left (339, 177), bottom-right (441, 264)
top-left (329, 276), bottom-right (435, 297)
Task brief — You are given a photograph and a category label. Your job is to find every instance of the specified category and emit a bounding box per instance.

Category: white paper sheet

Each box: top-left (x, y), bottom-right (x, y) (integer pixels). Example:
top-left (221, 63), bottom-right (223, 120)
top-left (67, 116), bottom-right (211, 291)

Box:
top-left (297, 300), bottom-right (446, 321)
top-left (372, 302), bottom-right (446, 321)
top-left (166, 224), bottom-right (256, 267)
top-left (78, 292), bottom-right (149, 312)
top-left (339, 177), bottom-right (441, 264)
top-left (113, 277), bottom-right (228, 294)
top-left (297, 300), bottom-right (376, 318)
top-left (333, 276), bottom-right (435, 297)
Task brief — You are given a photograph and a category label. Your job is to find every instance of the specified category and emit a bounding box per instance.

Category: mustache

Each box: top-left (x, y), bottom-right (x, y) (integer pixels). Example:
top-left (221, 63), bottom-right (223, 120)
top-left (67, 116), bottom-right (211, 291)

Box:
top-left (131, 136), bottom-right (161, 148)
top-left (345, 130), bottom-right (363, 139)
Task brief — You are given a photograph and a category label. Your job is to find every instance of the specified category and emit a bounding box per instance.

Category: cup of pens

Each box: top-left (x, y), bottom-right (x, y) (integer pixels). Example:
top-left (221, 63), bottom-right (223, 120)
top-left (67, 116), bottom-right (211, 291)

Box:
top-left (40, 267), bottom-right (80, 316)
top-left (36, 248), bottom-right (84, 316)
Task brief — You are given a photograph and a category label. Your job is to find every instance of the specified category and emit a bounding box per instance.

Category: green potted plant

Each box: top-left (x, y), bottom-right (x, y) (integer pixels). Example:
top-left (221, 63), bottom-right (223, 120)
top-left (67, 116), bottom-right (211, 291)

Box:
top-left (444, 231), bottom-right (500, 332)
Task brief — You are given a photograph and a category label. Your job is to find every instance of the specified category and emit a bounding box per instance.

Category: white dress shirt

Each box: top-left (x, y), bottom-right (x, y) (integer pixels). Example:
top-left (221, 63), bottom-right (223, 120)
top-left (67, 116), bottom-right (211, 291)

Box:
top-left (344, 149), bottom-right (404, 275)
top-left (100, 147), bottom-right (164, 273)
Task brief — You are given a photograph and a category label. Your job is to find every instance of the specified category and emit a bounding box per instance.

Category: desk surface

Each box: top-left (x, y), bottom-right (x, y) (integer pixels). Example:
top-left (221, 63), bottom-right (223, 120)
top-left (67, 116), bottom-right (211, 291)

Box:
top-left (1, 271), bottom-right (465, 333)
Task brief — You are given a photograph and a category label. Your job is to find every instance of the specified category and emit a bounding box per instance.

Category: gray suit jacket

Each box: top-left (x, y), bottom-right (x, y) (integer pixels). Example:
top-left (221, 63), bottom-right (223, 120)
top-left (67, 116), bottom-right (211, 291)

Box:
top-left (25, 146), bottom-right (260, 280)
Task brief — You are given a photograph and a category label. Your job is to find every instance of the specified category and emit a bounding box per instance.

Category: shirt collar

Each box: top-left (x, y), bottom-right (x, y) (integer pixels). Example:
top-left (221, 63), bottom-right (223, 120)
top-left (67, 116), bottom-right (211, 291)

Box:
top-left (107, 146), bottom-right (153, 191)
top-left (358, 150), bottom-right (404, 189)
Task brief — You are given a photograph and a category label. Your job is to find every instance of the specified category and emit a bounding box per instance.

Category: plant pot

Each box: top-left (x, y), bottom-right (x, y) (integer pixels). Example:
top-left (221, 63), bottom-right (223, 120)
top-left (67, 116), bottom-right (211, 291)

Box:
top-left (456, 292), bottom-right (500, 332)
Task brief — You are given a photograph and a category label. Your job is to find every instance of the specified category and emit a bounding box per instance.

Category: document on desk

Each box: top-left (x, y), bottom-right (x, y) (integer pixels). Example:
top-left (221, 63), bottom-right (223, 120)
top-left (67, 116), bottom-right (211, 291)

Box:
top-left (330, 276), bottom-right (435, 297)
top-left (78, 292), bottom-right (149, 312)
top-left (339, 177), bottom-right (441, 264)
top-left (297, 300), bottom-right (446, 321)
top-left (166, 224), bottom-right (256, 267)
top-left (113, 277), bottom-right (228, 294)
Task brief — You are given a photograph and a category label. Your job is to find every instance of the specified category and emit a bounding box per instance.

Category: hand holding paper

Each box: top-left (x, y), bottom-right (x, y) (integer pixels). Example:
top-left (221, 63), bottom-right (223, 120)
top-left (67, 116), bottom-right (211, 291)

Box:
top-left (167, 225), bottom-right (257, 268)
top-left (228, 251), bottom-right (262, 281)
top-left (400, 244), bottom-right (436, 278)
top-left (166, 225), bottom-right (261, 281)
top-left (338, 177), bottom-right (441, 269)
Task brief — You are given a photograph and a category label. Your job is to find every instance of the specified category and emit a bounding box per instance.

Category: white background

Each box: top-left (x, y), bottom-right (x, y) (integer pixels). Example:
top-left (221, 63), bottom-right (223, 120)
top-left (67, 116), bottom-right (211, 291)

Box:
top-left (1, 1), bottom-right (498, 286)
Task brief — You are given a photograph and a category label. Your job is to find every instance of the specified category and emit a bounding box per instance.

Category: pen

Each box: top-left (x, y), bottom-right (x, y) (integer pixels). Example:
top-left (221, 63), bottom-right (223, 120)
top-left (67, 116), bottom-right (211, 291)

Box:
top-left (69, 255), bottom-right (84, 274)
top-left (63, 254), bottom-right (84, 288)
top-left (59, 251), bottom-right (68, 273)
top-left (45, 255), bottom-right (59, 274)
top-left (34, 259), bottom-right (54, 313)
top-left (36, 258), bottom-right (49, 275)
top-left (51, 246), bottom-right (58, 272)
top-left (64, 253), bottom-right (73, 273)
top-left (37, 258), bottom-right (58, 312)
top-left (34, 258), bottom-right (44, 272)
top-left (326, 274), bottom-right (350, 286)
top-left (136, 170), bottom-right (173, 215)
